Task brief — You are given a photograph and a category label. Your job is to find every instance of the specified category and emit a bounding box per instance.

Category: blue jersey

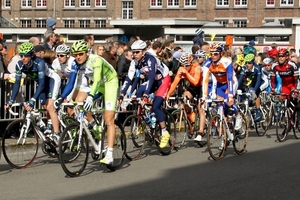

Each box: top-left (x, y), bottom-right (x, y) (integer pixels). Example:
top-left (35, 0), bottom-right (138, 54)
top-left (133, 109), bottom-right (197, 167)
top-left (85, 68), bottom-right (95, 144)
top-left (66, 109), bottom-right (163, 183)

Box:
top-left (238, 64), bottom-right (261, 92)
top-left (10, 56), bottom-right (46, 102)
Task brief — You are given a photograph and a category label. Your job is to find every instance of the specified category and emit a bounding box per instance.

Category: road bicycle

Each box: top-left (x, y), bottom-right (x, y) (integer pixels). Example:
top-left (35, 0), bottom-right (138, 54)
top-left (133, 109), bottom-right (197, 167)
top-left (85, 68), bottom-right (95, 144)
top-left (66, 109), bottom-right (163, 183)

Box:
top-left (58, 102), bottom-right (126, 177)
top-left (2, 103), bottom-right (59, 168)
top-left (207, 99), bottom-right (249, 161)
top-left (122, 98), bottom-right (176, 161)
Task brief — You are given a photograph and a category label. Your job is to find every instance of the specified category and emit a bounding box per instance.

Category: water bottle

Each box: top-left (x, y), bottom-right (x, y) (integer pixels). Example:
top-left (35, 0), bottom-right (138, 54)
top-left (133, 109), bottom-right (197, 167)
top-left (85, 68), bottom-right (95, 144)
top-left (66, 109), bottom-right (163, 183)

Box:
top-left (150, 114), bottom-right (156, 128)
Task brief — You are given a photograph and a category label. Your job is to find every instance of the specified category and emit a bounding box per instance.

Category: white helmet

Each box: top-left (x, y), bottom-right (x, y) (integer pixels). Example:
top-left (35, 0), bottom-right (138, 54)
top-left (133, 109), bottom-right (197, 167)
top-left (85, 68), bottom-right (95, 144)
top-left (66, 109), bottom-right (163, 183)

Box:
top-left (262, 57), bottom-right (273, 65)
top-left (56, 44), bottom-right (70, 54)
top-left (131, 40), bottom-right (147, 50)
top-left (194, 50), bottom-right (206, 58)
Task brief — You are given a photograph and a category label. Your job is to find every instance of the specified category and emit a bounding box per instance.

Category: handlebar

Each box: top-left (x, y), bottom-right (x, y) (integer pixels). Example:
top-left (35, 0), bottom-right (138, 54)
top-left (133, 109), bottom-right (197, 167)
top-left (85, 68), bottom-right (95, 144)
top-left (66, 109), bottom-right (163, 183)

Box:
top-left (8, 102), bottom-right (41, 116)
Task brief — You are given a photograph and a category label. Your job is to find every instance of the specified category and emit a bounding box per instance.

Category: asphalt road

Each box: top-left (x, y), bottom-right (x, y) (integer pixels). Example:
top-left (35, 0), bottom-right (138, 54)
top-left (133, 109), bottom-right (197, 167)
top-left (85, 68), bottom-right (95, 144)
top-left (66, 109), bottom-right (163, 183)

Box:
top-left (0, 128), bottom-right (300, 200)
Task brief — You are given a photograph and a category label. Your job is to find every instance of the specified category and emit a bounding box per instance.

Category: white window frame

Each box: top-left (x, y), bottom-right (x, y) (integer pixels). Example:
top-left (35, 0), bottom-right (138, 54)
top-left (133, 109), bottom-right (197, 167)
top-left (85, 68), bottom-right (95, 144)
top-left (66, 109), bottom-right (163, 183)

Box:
top-left (79, 20), bottom-right (90, 28)
top-left (266, 0), bottom-right (275, 7)
top-left (150, 0), bottom-right (162, 8)
top-left (64, 0), bottom-right (75, 7)
top-left (233, 20), bottom-right (247, 27)
top-left (280, 0), bottom-right (293, 6)
top-left (216, 20), bottom-right (229, 27)
top-left (80, 0), bottom-right (91, 7)
top-left (64, 20), bottom-right (75, 28)
top-left (94, 19), bottom-right (106, 28)
top-left (216, 0), bottom-right (229, 7)
top-left (35, 19), bottom-right (46, 28)
top-left (234, 0), bottom-right (247, 7)
top-left (167, 0), bottom-right (179, 7)
top-left (36, 0), bottom-right (47, 7)
top-left (122, 1), bottom-right (133, 19)
top-left (4, 0), bottom-right (11, 8)
top-left (21, 20), bottom-right (31, 27)
top-left (184, 0), bottom-right (197, 7)
top-left (95, 0), bottom-right (106, 7)
top-left (21, 0), bottom-right (32, 7)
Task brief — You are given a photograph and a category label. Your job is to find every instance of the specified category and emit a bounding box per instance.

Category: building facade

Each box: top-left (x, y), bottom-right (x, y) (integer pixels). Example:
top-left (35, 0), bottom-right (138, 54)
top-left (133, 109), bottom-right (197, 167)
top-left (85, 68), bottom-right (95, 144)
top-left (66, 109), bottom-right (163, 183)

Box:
top-left (0, 0), bottom-right (300, 49)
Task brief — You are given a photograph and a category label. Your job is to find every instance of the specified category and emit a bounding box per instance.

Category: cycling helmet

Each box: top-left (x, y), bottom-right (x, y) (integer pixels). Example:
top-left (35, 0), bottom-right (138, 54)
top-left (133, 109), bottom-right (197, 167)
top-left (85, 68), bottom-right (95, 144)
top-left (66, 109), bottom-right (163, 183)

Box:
top-left (194, 50), bottom-right (206, 58)
top-left (244, 53), bottom-right (255, 63)
top-left (179, 52), bottom-right (191, 66)
top-left (278, 48), bottom-right (289, 56)
top-left (18, 42), bottom-right (34, 55)
top-left (209, 42), bottom-right (224, 52)
top-left (131, 40), bottom-right (147, 50)
top-left (56, 44), bottom-right (70, 54)
top-left (262, 57), bottom-right (273, 65)
top-left (71, 40), bottom-right (89, 53)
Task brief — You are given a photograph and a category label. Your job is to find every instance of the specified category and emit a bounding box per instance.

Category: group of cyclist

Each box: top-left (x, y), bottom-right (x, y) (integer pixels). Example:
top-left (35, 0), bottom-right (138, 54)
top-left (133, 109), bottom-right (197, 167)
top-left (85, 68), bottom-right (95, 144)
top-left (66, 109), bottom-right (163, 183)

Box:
top-left (4, 33), bottom-right (300, 166)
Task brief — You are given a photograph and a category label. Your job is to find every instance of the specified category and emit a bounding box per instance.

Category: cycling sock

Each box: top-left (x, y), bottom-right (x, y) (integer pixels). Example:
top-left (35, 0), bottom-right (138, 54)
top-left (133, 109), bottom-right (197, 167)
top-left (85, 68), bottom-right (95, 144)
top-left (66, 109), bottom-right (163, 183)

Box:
top-left (161, 127), bottom-right (168, 135)
top-left (106, 147), bottom-right (113, 158)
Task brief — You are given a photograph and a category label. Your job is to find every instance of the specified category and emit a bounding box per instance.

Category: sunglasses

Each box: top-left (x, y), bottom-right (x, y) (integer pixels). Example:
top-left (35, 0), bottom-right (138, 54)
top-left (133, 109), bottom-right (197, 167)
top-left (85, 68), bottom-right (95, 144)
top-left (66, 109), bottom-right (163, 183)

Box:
top-left (246, 62), bottom-right (253, 65)
top-left (20, 55), bottom-right (31, 58)
top-left (264, 64), bottom-right (271, 67)
top-left (57, 54), bottom-right (66, 58)
top-left (278, 54), bottom-right (286, 58)
top-left (210, 52), bottom-right (220, 56)
top-left (73, 52), bottom-right (85, 57)
top-left (132, 51), bottom-right (141, 54)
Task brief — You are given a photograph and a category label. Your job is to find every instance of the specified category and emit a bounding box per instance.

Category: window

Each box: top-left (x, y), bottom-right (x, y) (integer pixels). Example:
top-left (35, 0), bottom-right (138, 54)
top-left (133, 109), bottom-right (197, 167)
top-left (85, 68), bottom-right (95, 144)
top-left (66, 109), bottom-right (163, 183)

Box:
top-left (79, 20), bottom-right (90, 28)
top-left (21, 20), bottom-right (31, 27)
top-left (216, 0), bottom-right (229, 6)
top-left (36, 0), bottom-right (47, 6)
top-left (184, 0), bottom-right (196, 6)
top-left (4, 0), bottom-right (11, 7)
top-left (80, 0), bottom-right (91, 6)
top-left (95, 20), bottom-right (106, 28)
top-left (150, 0), bottom-right (162, 7)
top-left (216, 20), bottom-right (229, 27)
top-left (168, 0), bottom-right (179, 6)
top-left (265, 19), bottom-right (275, 23)
top-left (266, 0), bottom-right (275, 6)
top-left (122, 1), bottom-right (133, 19)
top-left (65, 0), bottom-right (75, 6)
top-left (233, 20), bottom-right (247, 27)
top-left (234, 0), bottom-right (247, 6)
top-left (64, 20), bottom-right (75, 28)
top-left (95, 0), bottom-right (106, 7)
top-left (22, 0), bottom-right (32, 7)
top-left (36, 20), bottom-right (46, 27)
top-left (280, 0), bottom-right (293, 6)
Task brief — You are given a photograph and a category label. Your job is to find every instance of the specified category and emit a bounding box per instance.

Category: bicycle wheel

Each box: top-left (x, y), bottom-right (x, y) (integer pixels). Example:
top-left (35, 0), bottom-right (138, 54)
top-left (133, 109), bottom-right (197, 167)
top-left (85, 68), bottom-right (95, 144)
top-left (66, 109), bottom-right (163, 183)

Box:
top-left (233, 112), bottom-right (249, 155)
top-left (59, 122), bottom-right (89, 177)
top-left (2, 119), bottom-right (38, 169)
top-left (171, 109), bottom-right (187, 149)
top-left (122, 115), bottom-right (144, 161)
top-left (260, 103), bottom-right (272, 132)
top-left (207, 114), bottom-right (226, 161)
top-left (155, 110), bottom-right (176, 156)
top-left (294, 111), bottom-right (300, 139)
top-left (276, 107), bottom-right (289, 142)
top-left (102, 120), bottom-right (126, 170)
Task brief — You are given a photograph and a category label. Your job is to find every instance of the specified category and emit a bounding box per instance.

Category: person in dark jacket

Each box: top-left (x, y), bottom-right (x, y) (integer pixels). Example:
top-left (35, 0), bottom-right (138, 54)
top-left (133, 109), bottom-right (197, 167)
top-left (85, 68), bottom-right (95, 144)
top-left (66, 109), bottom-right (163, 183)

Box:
top-left (117, 49), bottom-right (133, 82)
top-left (192, 28), bottom-right (205, 47)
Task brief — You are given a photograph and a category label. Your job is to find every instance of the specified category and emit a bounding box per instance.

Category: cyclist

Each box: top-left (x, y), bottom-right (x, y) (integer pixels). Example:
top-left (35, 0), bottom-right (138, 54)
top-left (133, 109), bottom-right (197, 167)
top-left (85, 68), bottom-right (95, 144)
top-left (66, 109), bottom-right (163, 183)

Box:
top-left (5, 42), bottom-right (47, 112)
top-left (119, 40), bottom-right (171, 148)
top-left (166, 52), bottom-right (203, 141)
top-left (202, 42), bottom-right (242, 132)
top-left (237, 53), bottom-right (262, 122)
top-left (55, 40), bottom-right (119, 165)
top-left (260, 57), bottom-right (273, 94)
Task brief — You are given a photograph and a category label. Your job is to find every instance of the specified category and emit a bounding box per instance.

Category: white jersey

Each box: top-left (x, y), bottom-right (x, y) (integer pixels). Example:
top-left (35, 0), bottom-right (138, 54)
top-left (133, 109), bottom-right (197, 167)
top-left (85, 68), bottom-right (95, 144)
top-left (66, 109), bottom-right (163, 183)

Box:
top-left (52, 56), bottom-right (75, 77)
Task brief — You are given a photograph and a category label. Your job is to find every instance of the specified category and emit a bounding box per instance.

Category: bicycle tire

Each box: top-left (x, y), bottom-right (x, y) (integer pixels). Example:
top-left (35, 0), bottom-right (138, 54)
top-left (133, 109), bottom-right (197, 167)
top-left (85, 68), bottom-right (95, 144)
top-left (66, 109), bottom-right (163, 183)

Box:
top-left (2, 119), bottom-right (38, 169)
top-left (122, 115), bottom-right (145, 161)
top-left (59, 122), bottom-right (89, 177)
top-left (102, 120), bottom-right (126, 171)
top-left (276, 107), bottom-right (288, 142)
top-left (207, 114), bottom-right (226, 161)
top-left (155, 110), bottom-right (176, 156)
top-left (233, 112), bottom-right (249, 155)
top-left (171, 109), bottom-right (187, 149)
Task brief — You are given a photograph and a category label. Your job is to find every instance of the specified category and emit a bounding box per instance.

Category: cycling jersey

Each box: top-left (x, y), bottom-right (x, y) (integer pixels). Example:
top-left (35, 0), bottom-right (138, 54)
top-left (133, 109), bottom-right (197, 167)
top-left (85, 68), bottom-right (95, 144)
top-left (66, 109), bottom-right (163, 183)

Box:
top-left (271, 61), bottom-right (298, 95)
top-left (260, 67), bottom-right (271, 91)
top-left (203, 57), bottom-right (234, 99)
top-left (52, 56), bottom-right (75, 77)
top-left (10, 56), bottom-right (46, 104)
top-left (238, 64), bottom-right (261, 92)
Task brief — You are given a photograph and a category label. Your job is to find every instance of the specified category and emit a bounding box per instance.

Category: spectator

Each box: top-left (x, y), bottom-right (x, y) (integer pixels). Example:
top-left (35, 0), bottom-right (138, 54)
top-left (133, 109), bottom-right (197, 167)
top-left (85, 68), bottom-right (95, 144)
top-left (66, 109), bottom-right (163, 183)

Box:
top-left (7, 42), bottom-right (22, 73)
top-left (191, 44), bottom-right (200, 54)
top-left (164, 38), bottom-right (174, 54)
top-left (117, 49), bottom-right (133, 82)
top-left (83, 34), bottom-right (95, 54)
top-left (173, 46), bottom-right (183, 52)
top-left (101, 41), bottom-right (118, 69)
top-left (97, 45), bottom-right (105, 56)
top-left (192, 28), bottom-right (205, 47)
top-left (268, 43), bottom-right (278, 58)
top-left (117, 41), bottom-right (128, 56)
top-left (44, 17), bottom-right (56, 37)
top-left (146, 40), bottom-right (152, 50)
top-left (0, 39), bottom-right (10, 79)
top-left (29, 36), bottom-right (40, 46)
top-left (43, 31), bottom-right (56, 50)
top-left (34, 45), bottom-right (45, 58)
top-left (147, 40), bottom-right (162, 57)
top-left (128, 36), bottom-right (139, 47)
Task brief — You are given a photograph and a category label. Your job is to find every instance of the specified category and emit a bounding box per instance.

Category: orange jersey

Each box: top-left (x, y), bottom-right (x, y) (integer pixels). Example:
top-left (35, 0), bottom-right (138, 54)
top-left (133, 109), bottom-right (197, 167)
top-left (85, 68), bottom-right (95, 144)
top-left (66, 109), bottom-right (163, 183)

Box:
top-left (167, 63), bottom-right (202, 97)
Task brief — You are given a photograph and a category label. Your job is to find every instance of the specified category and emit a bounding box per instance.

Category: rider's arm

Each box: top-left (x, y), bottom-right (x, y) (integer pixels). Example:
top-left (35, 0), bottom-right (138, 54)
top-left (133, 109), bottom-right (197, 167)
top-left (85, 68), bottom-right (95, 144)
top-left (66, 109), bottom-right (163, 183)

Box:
top-left (9, 61), bottom-right (23, 102)
top-left (184, 64), bottom-right (202, 86)
top-left (61, 62), bottom-right (78, 99)
top-left (32, 59), bottom-right (46, 101)
top-left (237, 67), bottom-right (245, 89)
top-left (144, 56), bottom-right (157, 95)
top-left (166, 68), bottom-right (183, 97)
top-left (120, 60), bottom-right (137, 95)
top-left (202, 67), bottom-right (211, 98)
top-left (226, 62), bottom-right (234, 97)
top-left (253, 66), bottom-right (262, 92)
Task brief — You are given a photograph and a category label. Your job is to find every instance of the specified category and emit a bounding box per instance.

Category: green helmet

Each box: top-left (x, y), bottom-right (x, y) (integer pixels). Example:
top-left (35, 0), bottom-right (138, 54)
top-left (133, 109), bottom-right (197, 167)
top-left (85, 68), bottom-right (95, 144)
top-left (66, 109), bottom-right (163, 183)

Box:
top-left (244, 53), bottom-right (255, 63)
top-left (19, 42), bottom-right (34, 55)
top-left (71, 40), bottom-right (89, 53)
